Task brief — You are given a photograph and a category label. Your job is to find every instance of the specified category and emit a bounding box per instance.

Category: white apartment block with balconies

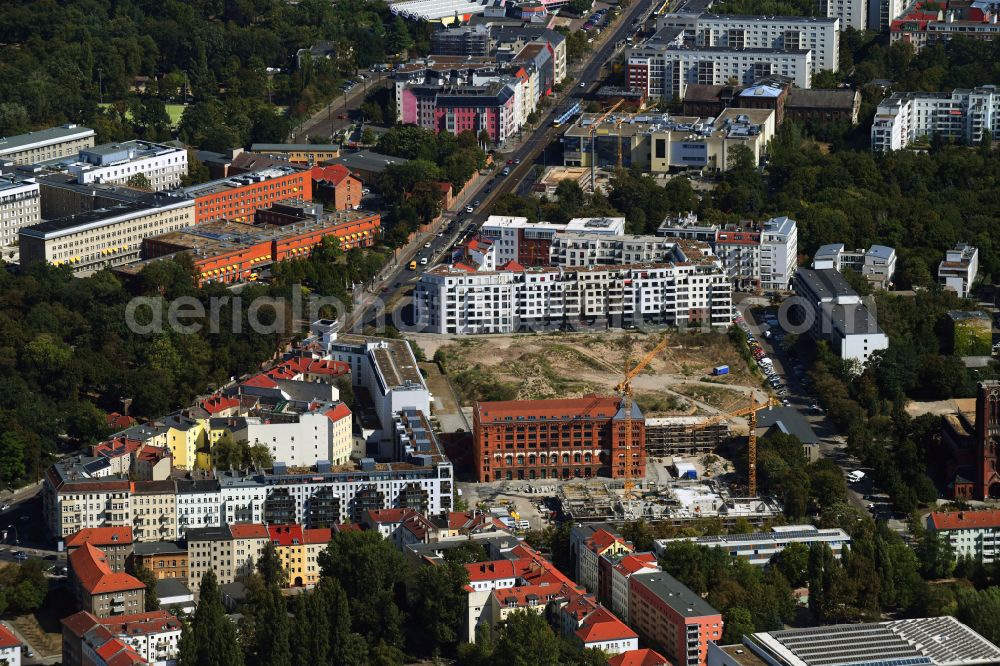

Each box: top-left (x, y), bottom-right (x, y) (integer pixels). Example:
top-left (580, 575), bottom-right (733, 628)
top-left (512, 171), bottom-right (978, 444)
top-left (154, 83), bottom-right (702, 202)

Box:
top-left (656, 13), bottom-right (839, 73)
top-left (0, 175), bottom-right (40, 260)
top-left (628, 39), bottom-right (812, 99)
top-left (871, 86), bottom-right (1000, 151)
top-left (817, 0), bottom-right (867, 30)
top-left (812, 243), bottom-right (897, 289)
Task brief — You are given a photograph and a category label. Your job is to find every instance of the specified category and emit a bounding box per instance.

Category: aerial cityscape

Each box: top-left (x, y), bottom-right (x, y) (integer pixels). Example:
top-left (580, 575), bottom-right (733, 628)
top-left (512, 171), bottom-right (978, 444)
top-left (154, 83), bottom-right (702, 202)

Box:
top-left (0, 0), bottom-right (999, 664)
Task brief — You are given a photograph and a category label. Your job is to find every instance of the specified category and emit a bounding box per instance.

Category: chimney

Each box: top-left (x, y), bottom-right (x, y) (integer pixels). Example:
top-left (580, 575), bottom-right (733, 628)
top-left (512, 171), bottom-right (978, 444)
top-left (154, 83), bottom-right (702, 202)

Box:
top-left (121, 397), bottom-right (133, 416)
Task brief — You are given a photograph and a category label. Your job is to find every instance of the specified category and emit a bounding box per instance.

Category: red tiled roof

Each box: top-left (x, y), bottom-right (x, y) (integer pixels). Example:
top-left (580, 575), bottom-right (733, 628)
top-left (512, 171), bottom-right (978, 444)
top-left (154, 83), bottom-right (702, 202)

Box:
top-left (499, 260), bottom-right (524, 271)
top-left (0, 623), bottom-right (20, 649)
top-left (304, 528), bottom-right (333, 544)
top-left (200, 394), bottom-right (240, 415)
top-left (92, 437), bottom-right (143, 459)
top-left (452, 262), bottom-right (479, 272)
top-left (69, 544), bottom-right (145, 595)
top-left (57, 480), bottom-right (131, 494)
top-left (230, 523), bottom-right (269, 539)
top-left (609, 648), bottom-right (671, 666)
top-left (562, 590), bottom-right (600, 621)
top-left (65, 527), bottom-right (134, 548)
top-left (242, 374), bottom-right (280, 389)
top-left (136, 446), bottom-right (170, 463)
top-left (477, 395), bottom-right (621, 422)
top-left (466, 560), bottom-right (518, 582)
top-left (929, 509), bottom-right (1000, 530)
top-left (99, 610), bottom-right (182, 636)
top-left (492, 582), bottom-right (577, 609)
top-left (324, 403), bottom-right (352, 422)
top-left (312, 164), bottom-right (355, 186)
top-left (105, 412), bottom-right (137, 431)
top-left (334, 523), bottom-right (362, 533)
top-left (267, 524), bottom-right (305, 547)
top-left (437, 182), bottom-right (453, 193)
top-left (267, 356), bottom-right (350, 381)
top-left (588, 529), bottom-right (627, 554)
top-left (575, 607), bottom-right (638, 645)
top-left (62, 611), bottom-right (100, 639)
top-left (365, 508), bottom-right (415, 524)
top-left (615, 552), bottom-right (658, 576)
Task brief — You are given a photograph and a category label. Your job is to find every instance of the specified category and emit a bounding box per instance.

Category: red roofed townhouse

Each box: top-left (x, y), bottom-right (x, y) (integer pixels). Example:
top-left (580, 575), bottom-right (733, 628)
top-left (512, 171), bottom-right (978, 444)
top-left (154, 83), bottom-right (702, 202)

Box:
top-left (312, 165), bottom-right (362, 211)
top-left (574, 606), bottom-right (639, 655)
top-left (65, 527), bottom-right (134, 573)
top-left (69, 543), bottom-right (146, 618)
top-left (106, 412), bottom-right (136, 432)
top-left (609, 648), bottom-right (672, 666)
top-left (61, 613), bottom-right (148, 666)
top-left (611, 552), bottom-right (660, 624)
top-left (488, 581), bottom-right (579, 627)
top-left (578, 528), bottom-right (633, 595)
top-left (473, 396), bottom-right (646, 483)
top-left (62, 610), bottom-right (181, 666)
top-left (629, 572), bottom-right (722, 666)
top-left (0, 623), bottom-right (21, 666)
top-left (926, 508), bottom-right (1000, 564)
top-left (200, 394), bottom-right (241, 417)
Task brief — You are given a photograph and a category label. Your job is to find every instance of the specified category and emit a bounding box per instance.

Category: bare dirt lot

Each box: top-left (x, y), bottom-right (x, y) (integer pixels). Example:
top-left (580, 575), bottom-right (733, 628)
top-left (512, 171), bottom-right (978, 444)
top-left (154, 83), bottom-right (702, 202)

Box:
top-left (409, 329), bottom-right (764, 417)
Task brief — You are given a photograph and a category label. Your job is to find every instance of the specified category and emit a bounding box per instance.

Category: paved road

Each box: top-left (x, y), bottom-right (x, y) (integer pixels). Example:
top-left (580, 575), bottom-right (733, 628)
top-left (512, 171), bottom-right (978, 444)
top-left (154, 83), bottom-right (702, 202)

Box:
top-left (347, 0), bottom-right (658, 332)
top-left (291, 70), bottom-right (389, 143)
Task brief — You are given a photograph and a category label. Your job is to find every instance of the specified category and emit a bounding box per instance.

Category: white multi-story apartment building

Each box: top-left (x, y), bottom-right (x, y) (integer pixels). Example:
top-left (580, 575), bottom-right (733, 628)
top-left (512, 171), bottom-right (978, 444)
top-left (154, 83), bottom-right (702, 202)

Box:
top-left (812, 243), bottom-right (897, 290)
top-left (610, 553), bottom-right (660, 624)
top-left (938, 242), bottom-right (979, 298)
top-left (0, 175), bottom-right (40, 260)
top-left (175, 479), bottom-right (221, 537)
top-left (871, 86), bottom-right (1000, 151)
top-left (414, 244), bottom-right (732, 334)
top-left (0, 123), bottom-right (95, 165)
top-left (628, 28), bottom-right (813, 99)
top-left (656, 13), bottom-right (839, 73)
top-left (479, 216), bottom-right (626, 267)
top-left (927, 510), bottom-right (1000, 563)
top-left (230, 406), bottom-right (352, 468)
top-left (817, 0), bottom-right (867, 30)
top-left (792, 268), bottom-right (889, 368)
top-left (655, 524), bottom-right (851, 566)
top-left (549, 233), bottom-right (696, 267)
top-left (659, 215), bottom-right (798, 290)
top-left (64, 140), bottom-right (188, 191)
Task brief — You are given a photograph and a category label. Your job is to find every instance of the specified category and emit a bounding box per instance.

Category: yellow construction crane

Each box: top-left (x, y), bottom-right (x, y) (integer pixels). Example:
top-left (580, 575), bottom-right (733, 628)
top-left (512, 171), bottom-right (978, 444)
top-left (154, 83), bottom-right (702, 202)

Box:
top-left (686, 393), bottom-right (779, 497)
top-left (588, 99), bottom-right (624, 192)
top-left (615, 336), bottom-right (673, 498)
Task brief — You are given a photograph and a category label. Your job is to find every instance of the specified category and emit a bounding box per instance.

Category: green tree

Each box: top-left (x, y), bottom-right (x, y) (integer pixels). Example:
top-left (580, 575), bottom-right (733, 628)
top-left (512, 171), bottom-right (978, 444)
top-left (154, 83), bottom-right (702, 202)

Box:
top-left (407, 561), bottom-right (469, 654)
top-left (773, 542), bottom-right (810, 587)
top-left (491, 610), bottom-right (561, 666)
top-left (256, 542), bottom-right (287, 588)
top-left (129, 563), bottom-right (159, 611)
top-left (442, 541), bottom-right (489, 565)
top-left (180, 571), bottom-right (244, 666)
top-left (212, 431), bottom-right (245, 470)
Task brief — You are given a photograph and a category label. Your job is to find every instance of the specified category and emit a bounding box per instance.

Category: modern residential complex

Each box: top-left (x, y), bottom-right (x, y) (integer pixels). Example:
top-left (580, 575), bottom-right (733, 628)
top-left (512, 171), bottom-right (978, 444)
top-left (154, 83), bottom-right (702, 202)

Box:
top-left (654, 13), bottom-right (839, 73)
top-left (710, 616), bottom-right (1000, 666)
top-left (658, 214), bottom-right (798, 290)
top-left (812, 243), bottom-right (897, 290)
top-left (0, 124), bottom-right (95, 165)
top-left (871, 86), bottom-right (1000, 151)
top-left (869, 0), bottom-right (907, 32)
top-left (18, 193), bottom-right (195, 275)
top-left (630, 572), bottom-right (724, 666)
top-left (479, 216), bottom-right (626, 266)
top-left (627, 27), bottom-right (812, 99)
top-left (817, 0), bottom-right (866, 30)
top-left (414, 247), bottom-right (733, 334)
top-left (472, 396), bottom-right (646, 482)
top-left (562, 108), bottom-right (777, 173)
top-left (791, 268), bottom-right (888, 367)
top-left (938, 242), bottom-right (979, 298)
top-left (655, 525), bottom-right (851, 566)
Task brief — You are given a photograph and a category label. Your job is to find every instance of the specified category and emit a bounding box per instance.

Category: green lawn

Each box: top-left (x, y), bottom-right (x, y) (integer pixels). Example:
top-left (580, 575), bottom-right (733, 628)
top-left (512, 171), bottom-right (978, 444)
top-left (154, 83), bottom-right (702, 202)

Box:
top-left (165, 103), bottom-right (186, 127)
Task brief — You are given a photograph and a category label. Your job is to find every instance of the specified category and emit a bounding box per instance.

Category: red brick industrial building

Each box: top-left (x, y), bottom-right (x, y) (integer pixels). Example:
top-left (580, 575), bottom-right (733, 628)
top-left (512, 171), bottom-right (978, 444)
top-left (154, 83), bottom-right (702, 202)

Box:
top-left (472, 396), bottom-right (645, 482)
top-left (944, 381), bottom-right (1000, 500)
top-left (312, 165), bottom-right (362, 211)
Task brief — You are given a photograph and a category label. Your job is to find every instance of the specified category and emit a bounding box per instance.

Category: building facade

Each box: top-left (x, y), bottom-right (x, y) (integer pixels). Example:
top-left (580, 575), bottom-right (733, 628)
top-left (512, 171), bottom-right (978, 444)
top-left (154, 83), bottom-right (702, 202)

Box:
top-left (812, 243), bottom-right (897, 290)
top-left (0, 174), bottom-right (40, 258)
top-left (181, 166), bottom-right (312, 225)
top-left (64, 527), bottom-right (134, 573)
top-left (791, 268), bottom-right (888, 368)
top-left (655, 13), bottom-right (839, 73)
top-left (630, 572), bottom-right (724, 666)
top-left (927, 509), bottom-right (1000, 563)
top-left (131, 481), bottom-right (178, 543)
top-left (473, 397), bottom-right (645, 483)
top-left (311, 165), bottom-right (363, 211)
top-left (131, 541), bottom-right (189, 583)
top-left (0, 124), bottom-right (95, 165)
top-left (938, 242), bottom-right (979, 298)
top-left (187, 524), bottom-right (269, 588)
top-left (655, 525), bottom-right (851, 566)
top-left (69, 544), bottom-right (146, 618)
top-left (871, 86), bottom-right (1000, 151)
top-left (18, 195), bottom-right (195, 275)
top-left (65, 140), bottom-right (188, 190)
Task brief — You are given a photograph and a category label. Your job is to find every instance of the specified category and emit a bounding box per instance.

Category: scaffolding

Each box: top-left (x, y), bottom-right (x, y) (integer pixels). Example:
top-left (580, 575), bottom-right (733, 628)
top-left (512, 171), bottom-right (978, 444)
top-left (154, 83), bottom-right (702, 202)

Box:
top-left (645, 417), bottom-right (731, 457)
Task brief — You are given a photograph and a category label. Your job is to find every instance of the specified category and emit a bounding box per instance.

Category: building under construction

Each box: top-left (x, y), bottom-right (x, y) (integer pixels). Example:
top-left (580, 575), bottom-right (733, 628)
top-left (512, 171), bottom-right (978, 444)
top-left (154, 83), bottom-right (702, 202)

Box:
top-left (558, 478), bottom-right (781, 526)
top-left (645, 417), bottom-right (730, 456)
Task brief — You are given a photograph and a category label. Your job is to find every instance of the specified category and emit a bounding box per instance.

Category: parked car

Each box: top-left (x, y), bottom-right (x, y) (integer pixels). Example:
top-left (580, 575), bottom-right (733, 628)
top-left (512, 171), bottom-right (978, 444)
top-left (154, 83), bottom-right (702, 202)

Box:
top-left (466, 205), bottom-right (474, 213)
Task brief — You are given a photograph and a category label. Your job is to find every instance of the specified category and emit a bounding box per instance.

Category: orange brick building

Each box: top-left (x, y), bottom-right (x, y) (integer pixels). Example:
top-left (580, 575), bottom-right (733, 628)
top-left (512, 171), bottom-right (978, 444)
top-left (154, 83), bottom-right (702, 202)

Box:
top-left (137, 210), bottom-right (380, 285)
top-left (472, 396), bottom-right (645, 483)
top-left (312, 165), bottom-right (362, 211)
top-left (629, 572), bottom-right (723, 666)
top-left (182, 166), bottom-right (312, 225)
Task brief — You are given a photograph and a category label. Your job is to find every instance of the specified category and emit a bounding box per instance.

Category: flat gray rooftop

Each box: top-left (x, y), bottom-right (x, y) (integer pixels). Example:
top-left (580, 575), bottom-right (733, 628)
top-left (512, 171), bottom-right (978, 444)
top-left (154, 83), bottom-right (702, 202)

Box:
top-left (0, 124), bottom-right (94, 154)
top-left (631, 572), bottom-right (720, 618)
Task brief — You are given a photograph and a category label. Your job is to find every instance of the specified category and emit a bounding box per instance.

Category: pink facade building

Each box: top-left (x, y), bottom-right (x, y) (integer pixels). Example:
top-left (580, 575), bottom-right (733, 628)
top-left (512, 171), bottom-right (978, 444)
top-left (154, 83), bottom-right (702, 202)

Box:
top-left (399, 83), bottom-right (518, 145)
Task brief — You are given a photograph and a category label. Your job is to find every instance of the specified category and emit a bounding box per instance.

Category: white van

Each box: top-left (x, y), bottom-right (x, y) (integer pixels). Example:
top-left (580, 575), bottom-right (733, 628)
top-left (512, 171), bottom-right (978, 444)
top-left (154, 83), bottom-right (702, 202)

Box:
top-left (847, 470), bottom-right (865, 483)
top-left (516, 520), bottom-right (530, 530)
